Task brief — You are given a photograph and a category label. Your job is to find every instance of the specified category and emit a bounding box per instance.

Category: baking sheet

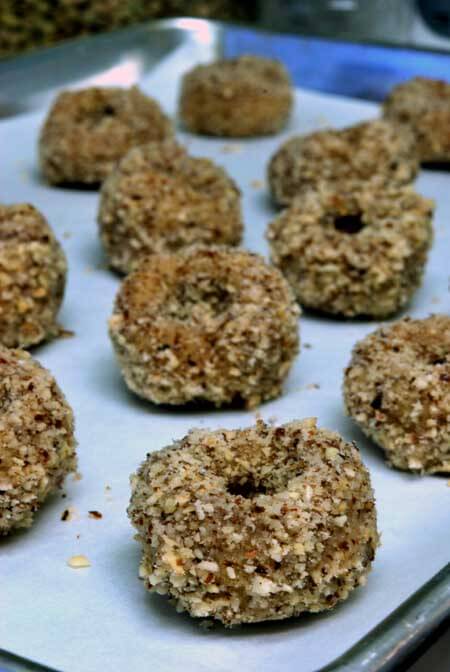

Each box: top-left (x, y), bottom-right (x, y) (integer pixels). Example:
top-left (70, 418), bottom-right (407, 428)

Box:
top-left (0, 44), bottom-right (449, 672)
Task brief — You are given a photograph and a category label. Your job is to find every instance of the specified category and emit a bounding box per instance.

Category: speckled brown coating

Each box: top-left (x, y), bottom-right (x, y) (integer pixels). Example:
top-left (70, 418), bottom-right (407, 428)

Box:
top-left (0, 347), bottom-right (76, 534)
top-left (383, 77), bottom-right (450, 163)
top-left (98, 141), bottom-right (242, 274)
top-left (109, 246), bottom-right (300, 408)
top-left (179, 55), bottom-right (293, 137)
top-left (268, 119), bottom-right (419, 206)
top-left (39, 86), bottom-right (173, 185)
top-left (344, 315), bottom-right (450, 474)
top-left (267, 186), bottom-right (433, 318)
top-left (128, 418), bottom-right (378, 626)
top-left (0, 204), bottom-right (67, 348)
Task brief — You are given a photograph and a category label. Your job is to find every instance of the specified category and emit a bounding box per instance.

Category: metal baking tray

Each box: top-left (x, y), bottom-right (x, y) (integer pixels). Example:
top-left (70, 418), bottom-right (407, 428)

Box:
top-left (0, 19), bottom-right (449, 672)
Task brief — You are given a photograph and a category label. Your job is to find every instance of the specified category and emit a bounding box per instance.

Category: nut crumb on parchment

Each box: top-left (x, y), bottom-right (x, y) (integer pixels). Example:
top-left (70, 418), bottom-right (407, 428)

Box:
top-left (89, 511), bottom-right (103, 520)
top-left (67, 555), bottom-right (91, 569)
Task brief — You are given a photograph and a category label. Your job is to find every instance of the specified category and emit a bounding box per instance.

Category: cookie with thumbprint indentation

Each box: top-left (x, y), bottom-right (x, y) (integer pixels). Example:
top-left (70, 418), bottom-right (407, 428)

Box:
top-left (0, 346), bottom-right (76, 535)
top-left (179, 55), bottom-right (293, 137)
top-left (344, 315), bottom-right (450, 473)
top-left (268, 119), bottom-right (419, 206)
top-left (98, 141), bottom-right (242, 274)
top-left (109, 246), bottom-right (300, 408)
top-left (383, 77), bottom-right (450, 164)
top-left (128, 418), bottom-right (379, 625)
top-left (39, 86), bottom-right (172, 186)
top-left (0, 203), bottom-right (67, 348)
top-left (267, 185), bottom-right (433, 318)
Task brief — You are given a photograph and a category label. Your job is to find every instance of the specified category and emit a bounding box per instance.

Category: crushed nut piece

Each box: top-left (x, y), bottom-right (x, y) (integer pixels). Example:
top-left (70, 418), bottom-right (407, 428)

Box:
top-left (88, 510), bottom-right (103, 520)
top-left (250, 179), bottom-right (264, 189)
top-left (57, 328), bottom-right (75, 339)
top-left (67, 554), bottom-right (91, 569)
top-left (221, 144), bottom-right (242, 154)
top-left (61, 506), bottom-right (78, 522)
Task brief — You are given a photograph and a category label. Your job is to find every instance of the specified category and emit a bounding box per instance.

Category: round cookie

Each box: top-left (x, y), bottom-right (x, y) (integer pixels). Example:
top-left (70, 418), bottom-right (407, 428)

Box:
top-left (0, 203), bottom-right (67, 348)
top-left (128, 418), bottom-right (379, 626)
top-left (39, 86), bottom-right (173, 185)
top-left (109, 246), bottom-right (300, 408)
top-left (0, 346), bottom-right (76, 535)
top-left (383, 77), bottom-right (450, 164)
top-left (344, 315), bottom-right (450, 473)
top-left (98, 141), bottom-right (242, 274)
top-left (267, 185), bottom-right (433, 318)
top-left (179, 55), bottom-right (293, 137)
top-left (268, 119), bottom-right (419, 206)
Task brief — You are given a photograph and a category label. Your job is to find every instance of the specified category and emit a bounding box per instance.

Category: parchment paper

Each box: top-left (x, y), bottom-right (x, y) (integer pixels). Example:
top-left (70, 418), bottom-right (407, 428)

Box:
top-left (0, 46), bottom-right (449, 672)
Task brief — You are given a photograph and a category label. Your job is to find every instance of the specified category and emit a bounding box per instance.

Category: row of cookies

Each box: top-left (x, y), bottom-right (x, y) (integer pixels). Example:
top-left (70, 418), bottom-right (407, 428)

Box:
top-left (36, 66), bottom-right (449, 323)
top-left (0, 57), bottom-right (448, 629)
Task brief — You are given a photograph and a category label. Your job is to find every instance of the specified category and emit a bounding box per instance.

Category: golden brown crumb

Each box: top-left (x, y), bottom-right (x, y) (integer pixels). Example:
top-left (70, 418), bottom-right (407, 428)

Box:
top-left (250, 179), bottom-right (264, 189)
top-left (343, 315), bottom-right (450, 473)
top-left (0, 203), bottom-right (67, 348)
top-left (383, 77), bottom-right (450, 163)
top-left (267, 185), bottom-right (433, 318)
top-left (57, 328), bottom-right (75, 339)
top-left (268, 119), bottom-right (418, 206)
top-left (67, 555), bottom-right (91, 568)
top-left (88, 510), bottom-right (103, 519)
top-left (39, 86), bottom-right (173, 185)
top-left (221, 144), bottom-right (242, 154)
top-left (109, 246), bottom-right (300, 408)
top-left (98, 141), bottom-right (242, 274)
top-left (179, 55), bottom-right (293, 137)
top-left (0, 347), bottom-right (77, 535)
top-left (128, 418), bottom-right (378, 625)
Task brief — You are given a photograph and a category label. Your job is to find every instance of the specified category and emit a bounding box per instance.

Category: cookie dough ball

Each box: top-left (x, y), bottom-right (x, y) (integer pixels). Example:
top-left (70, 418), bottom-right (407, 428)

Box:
top-left (98, 141), bottom-right (242, 274)
top-left (344, 315), bottom-right (450, 473)
top-left (267, 185), bottom-right (433, 318)
top-left (179, 55), bottom-right (293, 137)
top-left (0, 347), bottom-right (76, 534)
top-left (383, 77), bottom-right (450, 164)
top-left (39, 86), bottom-right (173, 185)
top-left (109, 246), bottom-right (299, 408)
top-left (0, 204), bottom-right (67, 348)
top-left (129, 418), bottom-right (378, 625)
top-left (268, 119), bottom-right (419, 206)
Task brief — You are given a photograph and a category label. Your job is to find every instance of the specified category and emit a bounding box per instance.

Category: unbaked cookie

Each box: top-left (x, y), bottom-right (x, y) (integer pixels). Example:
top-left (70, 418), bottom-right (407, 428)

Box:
top-left (344, 315), bottom-right (450, 473)
top-left (129, 418), bottom-right (378, 625)
top-left (0, 203), bottom-right (67, 348)
top-left (109, 246), bottom-right (300, 408)
top-left (383, 77), bottom-right (450, 163)
top-left (267, 185), bottom-right (433, 318)
top-left (98, 140), bottom-right (242, 274)
top-left (268, 119), bottom-right (419, 206)
top-left (0, 347), bottom-right (76, 535)
top-left (39, 86), bottom-right (172, 185)
top-left (179, 55), bottom-right (293, 137)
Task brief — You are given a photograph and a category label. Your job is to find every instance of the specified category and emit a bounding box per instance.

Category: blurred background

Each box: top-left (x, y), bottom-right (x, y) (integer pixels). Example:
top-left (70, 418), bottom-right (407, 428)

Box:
top-left (1, 0), bottom-right (450, 59)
